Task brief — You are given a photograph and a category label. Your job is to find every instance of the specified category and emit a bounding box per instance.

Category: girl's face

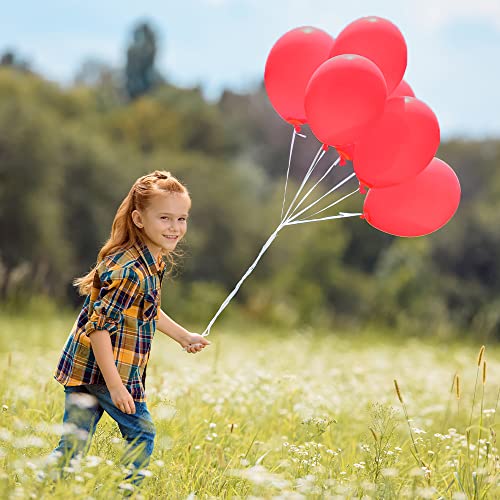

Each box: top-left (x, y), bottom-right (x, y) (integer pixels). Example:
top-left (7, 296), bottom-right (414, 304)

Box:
top-left (132, 192), bottom-right (191, 257)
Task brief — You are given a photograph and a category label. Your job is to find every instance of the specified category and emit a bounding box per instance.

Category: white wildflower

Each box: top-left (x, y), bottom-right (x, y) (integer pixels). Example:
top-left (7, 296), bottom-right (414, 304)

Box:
top-left (381, 468), bottom-right (398, 477)
top-left (412, 427), bottom-right (427, 434)
top-left (118, 483), bottom-right (135, 492)
top-left (85, 455), bottom-right (102, 467)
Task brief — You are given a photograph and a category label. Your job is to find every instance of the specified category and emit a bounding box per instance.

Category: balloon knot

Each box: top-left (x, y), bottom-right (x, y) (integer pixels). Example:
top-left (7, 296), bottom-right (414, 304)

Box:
top-left (360, 214), bottom-right (366, 220)
top-left (322, 144), bottom-right (329, 152)
top-left (359, 183), bottom-right (367, 195)
top-left (339, 156), bottom-right (347, 166)
top-left (294, 125), bottom-right (301, 133)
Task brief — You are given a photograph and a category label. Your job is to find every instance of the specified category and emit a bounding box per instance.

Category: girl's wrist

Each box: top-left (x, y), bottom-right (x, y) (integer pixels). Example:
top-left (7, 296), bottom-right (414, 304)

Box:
top-left (177, 331), bottom-right (192, 346)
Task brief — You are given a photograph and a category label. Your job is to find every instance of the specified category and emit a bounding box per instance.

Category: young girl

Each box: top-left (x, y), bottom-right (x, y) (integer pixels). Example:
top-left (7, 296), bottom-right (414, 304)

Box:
top-left (49, 170), bottom-right (210, 491)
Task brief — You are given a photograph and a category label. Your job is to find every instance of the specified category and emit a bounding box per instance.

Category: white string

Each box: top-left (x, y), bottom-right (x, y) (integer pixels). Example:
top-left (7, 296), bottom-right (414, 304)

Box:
top-left (286, 172), bottom-right (357, 224)
top-left (294, 187), bottom-right (360, 221)
top-left (201, 223), bottom-right (285, 336)
top-left (281, 145), bottom-right (325, 223)
top-left (279, 129), bottom-right (307, 221)
top-left (280, 129), bottom-right (297, 220)
top-left (195, 146), bottom-right (359, 341)
top-left (286, 156), bottom-right (340, 220)
top-left (286, 212), bottom-right (362, 225)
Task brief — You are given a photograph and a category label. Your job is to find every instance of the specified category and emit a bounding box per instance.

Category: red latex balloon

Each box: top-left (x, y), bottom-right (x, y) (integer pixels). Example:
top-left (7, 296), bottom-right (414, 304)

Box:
top-left (264, 27), bottom-right (334, 127)
top-left (304, 54), bottom-right (387, 148)
top-left (330, 16), bottom-right (407, 94)
top-left (390, 79), bottom-right (415, 98)
top-left (363, 157), bottom-right (461, 237)
top-left (354, 96), bottom-right (440, 188)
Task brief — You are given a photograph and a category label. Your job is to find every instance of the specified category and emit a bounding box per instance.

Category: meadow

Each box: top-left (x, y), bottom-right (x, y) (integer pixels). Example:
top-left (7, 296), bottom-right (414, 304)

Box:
top-left (0, 301), bottom-right (499, 499)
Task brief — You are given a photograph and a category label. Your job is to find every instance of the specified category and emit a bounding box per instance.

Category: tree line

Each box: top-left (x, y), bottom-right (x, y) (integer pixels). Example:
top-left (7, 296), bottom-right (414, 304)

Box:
top-left (1, 22), bottom-right (499, 340)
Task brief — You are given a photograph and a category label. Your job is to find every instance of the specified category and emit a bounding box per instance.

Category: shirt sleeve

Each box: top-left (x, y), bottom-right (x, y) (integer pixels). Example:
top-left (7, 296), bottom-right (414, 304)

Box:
top-left (85, 266), bottom-right (141, 337)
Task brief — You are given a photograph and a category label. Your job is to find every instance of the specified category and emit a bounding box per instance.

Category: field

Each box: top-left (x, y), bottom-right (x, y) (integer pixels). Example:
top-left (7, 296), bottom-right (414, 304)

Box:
top-left (0, 305), bottom-right (499, 499)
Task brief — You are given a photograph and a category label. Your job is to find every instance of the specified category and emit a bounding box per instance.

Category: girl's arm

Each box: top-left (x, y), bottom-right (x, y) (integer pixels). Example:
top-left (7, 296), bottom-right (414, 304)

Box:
top-left (89, 329), bottom-right (136, 414)
top-left (157, 309), bottom-right (210, 352)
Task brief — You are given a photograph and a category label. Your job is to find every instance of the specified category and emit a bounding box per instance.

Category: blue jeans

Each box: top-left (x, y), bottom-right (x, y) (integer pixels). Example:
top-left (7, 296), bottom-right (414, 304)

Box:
top-left (49, 383), bottom-right (155, 489)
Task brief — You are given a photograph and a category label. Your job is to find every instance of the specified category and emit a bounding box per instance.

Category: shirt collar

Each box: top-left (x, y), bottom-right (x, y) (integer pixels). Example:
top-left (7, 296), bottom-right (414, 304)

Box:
top-left (134, 238), bottom-right (166, 279)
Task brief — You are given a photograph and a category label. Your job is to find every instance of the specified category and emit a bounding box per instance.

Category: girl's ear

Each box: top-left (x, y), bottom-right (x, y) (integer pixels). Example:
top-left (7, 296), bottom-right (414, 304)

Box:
top-left (131, 209), bottom-right (144, 229)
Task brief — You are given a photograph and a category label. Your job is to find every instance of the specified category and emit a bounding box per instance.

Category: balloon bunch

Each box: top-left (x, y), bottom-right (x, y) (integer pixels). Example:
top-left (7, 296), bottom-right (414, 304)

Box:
top-left (199, 17), bottom-right (461, 336)
top-left (264, 17), bottom-right (461, 237)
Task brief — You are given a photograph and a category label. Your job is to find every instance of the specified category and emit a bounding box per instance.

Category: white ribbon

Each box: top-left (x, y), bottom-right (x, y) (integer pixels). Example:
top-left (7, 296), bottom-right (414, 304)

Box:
top-left (293, 188), bottom-right (361, 222)
top-left (286, 212), bottom-right (362, 226)
top-left (286, 172), bottom-right (357, 223)
top-left (197, 141), bottom-right (361, 339)
top-left (201, 224), bottom-right (284, 336)
top-left (281, 145), bottom-right (325, 223)
top-left (280, 129), bottom-right (297, 221)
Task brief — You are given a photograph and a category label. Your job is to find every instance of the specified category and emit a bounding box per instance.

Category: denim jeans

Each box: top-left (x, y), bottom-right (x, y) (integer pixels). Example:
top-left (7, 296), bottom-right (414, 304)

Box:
top-left (49, 383), bottom-right (155, 489)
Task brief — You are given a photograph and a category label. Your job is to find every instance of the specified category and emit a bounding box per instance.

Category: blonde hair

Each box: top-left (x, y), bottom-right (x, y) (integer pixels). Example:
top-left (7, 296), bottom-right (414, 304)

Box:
top-left (73, 170), bottom-right (191, 296)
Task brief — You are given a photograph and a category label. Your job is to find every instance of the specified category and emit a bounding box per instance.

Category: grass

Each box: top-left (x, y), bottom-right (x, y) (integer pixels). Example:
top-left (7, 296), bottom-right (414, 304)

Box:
top-left (0, 307), bottom-right (499, 499)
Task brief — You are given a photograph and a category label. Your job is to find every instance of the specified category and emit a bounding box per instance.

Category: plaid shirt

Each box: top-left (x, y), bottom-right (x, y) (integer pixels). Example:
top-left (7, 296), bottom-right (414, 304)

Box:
top-left (53, 239), bottom-right (166, 401)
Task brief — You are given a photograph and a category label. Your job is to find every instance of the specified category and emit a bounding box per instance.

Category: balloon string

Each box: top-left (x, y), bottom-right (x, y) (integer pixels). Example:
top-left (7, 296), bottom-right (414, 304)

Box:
top-left (286, 156), bottom-right (341, 220)
top-left (201, 223), bottom-right (284, 336)
top-left (296, 187), bottom-right (360, 221)
top-left (281, 145), bottom-right (325, 223)
top-left (286, 212), bottom-right (362, 226)
top-left (199, 147), bottom-right (357, 338)
top-left (280, 128), bottom-right (303, 221)
top-left (286, 172), bottom-right (358, 223)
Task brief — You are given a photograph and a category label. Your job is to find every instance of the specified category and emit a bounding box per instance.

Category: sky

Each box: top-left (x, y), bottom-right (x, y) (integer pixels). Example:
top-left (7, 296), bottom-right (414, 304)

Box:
top-left (2, 0), bottom-right (500, 139)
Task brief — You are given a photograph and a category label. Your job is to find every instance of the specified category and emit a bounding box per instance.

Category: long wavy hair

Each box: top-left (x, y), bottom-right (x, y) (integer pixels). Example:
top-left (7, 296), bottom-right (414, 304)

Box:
top-left (73, 170), bottom-right (191, 296)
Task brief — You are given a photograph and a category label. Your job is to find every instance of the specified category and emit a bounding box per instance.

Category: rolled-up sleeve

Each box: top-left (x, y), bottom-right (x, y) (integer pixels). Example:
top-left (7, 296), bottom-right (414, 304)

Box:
top-left (85, 266), bottom-right (141, 337)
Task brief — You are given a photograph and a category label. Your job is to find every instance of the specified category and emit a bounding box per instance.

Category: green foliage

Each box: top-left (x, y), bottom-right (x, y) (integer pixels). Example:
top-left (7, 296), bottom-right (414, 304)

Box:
top-left (125, 21), bottom-right (164, 100)
top-left (1, 316), bottom-right (499, 498)
top-left (0, 48), bottom-right (499, 340)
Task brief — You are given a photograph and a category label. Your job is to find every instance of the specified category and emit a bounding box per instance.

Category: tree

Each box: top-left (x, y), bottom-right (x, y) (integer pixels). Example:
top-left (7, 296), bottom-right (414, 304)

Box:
top-left (125, 21), bottom-right (164, 100)
top-left (0, 49), bottom-right (32, 74)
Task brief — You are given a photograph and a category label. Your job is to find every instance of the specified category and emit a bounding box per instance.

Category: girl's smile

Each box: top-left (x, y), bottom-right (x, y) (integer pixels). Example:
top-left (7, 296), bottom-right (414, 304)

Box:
top-left (132, 192), bottom-right (191, 260)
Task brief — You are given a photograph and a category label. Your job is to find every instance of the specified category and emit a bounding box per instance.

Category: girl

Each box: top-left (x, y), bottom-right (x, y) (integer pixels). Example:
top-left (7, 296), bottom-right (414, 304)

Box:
top-left (49, 170), bottom-right (210, 491)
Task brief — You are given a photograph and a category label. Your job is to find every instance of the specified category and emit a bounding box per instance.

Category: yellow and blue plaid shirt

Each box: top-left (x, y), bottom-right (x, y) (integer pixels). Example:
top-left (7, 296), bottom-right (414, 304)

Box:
top-left (54, 239), bottom-right (166, 401)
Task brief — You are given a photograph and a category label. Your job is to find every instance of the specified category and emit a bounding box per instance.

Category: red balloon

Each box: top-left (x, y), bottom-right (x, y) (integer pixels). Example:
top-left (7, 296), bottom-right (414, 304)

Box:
top-left (354, 96), bottom-right (440, 188)
top-left (363, 157), bottom-right (461, 237)
top-left (390, 79), bottom-right (415, 98)
top-left (304, 54), bottom-right (387, 148)
top-left (331, 16), bottom-right (407, 94)
top-left (264, 27), bottom-right (334, 127)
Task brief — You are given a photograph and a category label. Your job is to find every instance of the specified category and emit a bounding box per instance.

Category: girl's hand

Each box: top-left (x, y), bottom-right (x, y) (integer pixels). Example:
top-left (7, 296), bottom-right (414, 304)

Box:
top-left (181, 332), bottom-right (211, 353)
top-left (109, 383), bottom-right (136, 414)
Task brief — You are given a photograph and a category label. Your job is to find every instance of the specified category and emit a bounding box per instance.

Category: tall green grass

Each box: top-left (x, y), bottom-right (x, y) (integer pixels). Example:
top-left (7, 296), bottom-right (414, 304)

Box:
top-left (0, 309), bottom-right (498, 498)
